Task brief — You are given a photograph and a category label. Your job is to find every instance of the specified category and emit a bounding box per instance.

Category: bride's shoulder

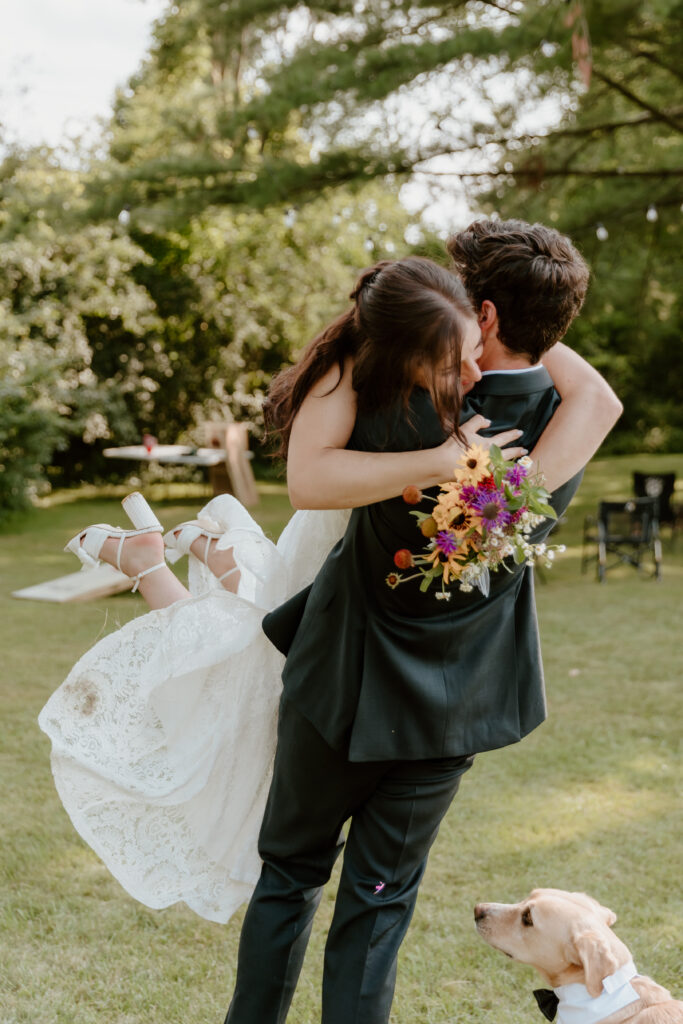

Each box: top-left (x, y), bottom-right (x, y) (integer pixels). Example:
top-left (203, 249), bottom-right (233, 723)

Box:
top-left (307, 355), bottom-right (355, 400)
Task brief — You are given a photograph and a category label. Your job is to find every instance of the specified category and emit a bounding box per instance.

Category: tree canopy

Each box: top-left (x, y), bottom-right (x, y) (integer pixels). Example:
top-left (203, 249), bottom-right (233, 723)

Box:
top-left (474, 0), bottom-right (683, 451)
top-left (1, 0), bottom-right (681, 517)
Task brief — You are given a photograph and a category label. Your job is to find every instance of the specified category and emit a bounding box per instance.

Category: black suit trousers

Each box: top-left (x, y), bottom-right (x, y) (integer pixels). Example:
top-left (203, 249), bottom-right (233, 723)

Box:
top-left (224, 698), bottom-right (473, 1024)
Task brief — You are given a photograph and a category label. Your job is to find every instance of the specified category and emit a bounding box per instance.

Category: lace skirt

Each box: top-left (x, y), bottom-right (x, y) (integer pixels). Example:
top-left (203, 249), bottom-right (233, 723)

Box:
top-left (38, 496), bottom-right (350, 924)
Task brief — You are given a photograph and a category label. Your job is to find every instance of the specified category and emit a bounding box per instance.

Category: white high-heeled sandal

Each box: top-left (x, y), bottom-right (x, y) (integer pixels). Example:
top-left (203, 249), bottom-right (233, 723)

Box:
top-left (161, 517), bottom-right (239, 585)
top-left (65, 493), bottom-right (165, 593)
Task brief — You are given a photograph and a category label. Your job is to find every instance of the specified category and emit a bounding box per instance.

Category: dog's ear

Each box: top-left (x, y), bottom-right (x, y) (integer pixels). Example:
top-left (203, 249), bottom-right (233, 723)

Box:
top-left (569, 892), bottom-right (617, 928)
top-left (600, 904), bottom-right (617, 928)
top-left (570, 930), bottom-right (622, 998)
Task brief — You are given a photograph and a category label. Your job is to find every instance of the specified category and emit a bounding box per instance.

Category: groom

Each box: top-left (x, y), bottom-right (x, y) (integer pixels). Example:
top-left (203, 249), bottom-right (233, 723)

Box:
top-left (225, 220), bottom-right (617, 1024)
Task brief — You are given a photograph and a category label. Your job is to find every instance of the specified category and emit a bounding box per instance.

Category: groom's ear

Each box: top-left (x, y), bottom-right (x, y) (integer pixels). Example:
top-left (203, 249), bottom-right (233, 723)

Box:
top-left (478, 300), bottom-right (500, 347)
top-left (478, 299), bottom-right (498, 332)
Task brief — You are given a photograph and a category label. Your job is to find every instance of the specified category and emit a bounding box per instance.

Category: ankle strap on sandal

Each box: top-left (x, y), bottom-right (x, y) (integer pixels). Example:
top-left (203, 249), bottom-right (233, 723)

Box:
top-left (131, 562), bottom-right (167, 593)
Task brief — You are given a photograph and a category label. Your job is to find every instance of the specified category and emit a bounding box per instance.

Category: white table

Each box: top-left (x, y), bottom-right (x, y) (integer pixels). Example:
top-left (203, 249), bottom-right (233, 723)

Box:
top-left (103, 443), bottom-right (257, 504)
top-left (103, 444), bottom-right (227, 467)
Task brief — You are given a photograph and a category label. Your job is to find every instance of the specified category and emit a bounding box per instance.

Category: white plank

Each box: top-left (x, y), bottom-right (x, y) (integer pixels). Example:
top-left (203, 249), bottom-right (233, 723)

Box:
top-left (12, 564), bottom-right (133, 603)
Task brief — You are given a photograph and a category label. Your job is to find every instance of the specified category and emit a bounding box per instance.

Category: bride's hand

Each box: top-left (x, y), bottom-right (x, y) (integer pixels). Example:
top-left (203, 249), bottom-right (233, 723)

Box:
top-left (461, 414), bottom-right (527, 457)
top-left (437, 415), bottom-right (527, 476)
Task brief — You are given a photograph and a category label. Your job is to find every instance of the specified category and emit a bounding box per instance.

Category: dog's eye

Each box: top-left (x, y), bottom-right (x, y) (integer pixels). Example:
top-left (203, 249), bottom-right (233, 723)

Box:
top-left (521, 908), bottom-right (534, 927)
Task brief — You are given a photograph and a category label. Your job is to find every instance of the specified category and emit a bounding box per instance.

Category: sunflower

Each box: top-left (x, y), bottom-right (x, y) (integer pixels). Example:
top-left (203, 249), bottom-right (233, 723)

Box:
top-left (427, 546), bottom-right (458, 583)
top-left (433, 496), bottom-right (477, 535)
top-left (453, 443), bottom-right (490, 485)
top-left (432, 502), bottom-right (454, 530)
top-left (426, 531), bottom-right (471, 583)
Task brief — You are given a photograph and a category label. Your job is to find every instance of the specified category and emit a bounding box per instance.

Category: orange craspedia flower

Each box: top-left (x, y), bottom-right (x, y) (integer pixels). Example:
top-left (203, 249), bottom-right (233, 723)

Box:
top-left (402, 485), bottom-right (422, 505)
top-left (394, 549), bottom-right (413, 569)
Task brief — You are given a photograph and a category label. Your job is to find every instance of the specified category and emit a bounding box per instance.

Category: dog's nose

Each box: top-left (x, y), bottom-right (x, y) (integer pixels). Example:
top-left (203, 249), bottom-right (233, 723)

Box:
top-left (474, 904), bottom-right (487, 922)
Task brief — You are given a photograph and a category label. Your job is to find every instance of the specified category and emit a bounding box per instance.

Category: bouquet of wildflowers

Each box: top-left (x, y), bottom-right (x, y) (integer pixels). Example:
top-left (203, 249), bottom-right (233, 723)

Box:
top-left (386, 444), bottom-right (565, 600)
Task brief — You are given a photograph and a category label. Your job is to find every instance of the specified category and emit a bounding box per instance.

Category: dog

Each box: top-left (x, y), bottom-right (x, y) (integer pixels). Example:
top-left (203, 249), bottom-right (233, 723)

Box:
top-left (474, 889), bottom-right (683, 1023)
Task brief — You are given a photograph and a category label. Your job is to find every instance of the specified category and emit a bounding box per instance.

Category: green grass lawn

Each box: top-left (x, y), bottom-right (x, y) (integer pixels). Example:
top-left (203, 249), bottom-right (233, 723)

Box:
top-left (1, 457), bottom-right (682, 1024)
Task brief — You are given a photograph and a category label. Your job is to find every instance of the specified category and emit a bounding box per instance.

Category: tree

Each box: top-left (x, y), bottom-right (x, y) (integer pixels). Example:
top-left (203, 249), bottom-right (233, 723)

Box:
top-left (93, 0), bottom-right (612, 223)
top-left (126, 183), bottom-right (414, 442)
top-left (0, 135), bottom-right (414, 507)
top-left (4, 0), bottom-right (680, 517)
top-left (0, 145), bottom-right (162, 503)
top-left (468, 0), bottom-right (683, 451)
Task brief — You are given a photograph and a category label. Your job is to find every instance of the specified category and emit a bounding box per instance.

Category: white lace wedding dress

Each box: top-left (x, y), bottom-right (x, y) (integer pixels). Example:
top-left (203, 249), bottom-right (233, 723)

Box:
top-left (38, 496), bottom-right (350, 924)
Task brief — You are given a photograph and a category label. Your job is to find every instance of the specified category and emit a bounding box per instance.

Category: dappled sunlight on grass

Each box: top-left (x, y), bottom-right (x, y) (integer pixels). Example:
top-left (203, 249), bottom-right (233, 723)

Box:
top-left (483, 784), bottom-right (673, 850)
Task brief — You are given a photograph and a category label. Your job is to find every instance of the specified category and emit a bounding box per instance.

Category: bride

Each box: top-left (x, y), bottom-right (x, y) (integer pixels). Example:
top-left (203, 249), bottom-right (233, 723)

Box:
top-left (39, 248), bottom-right (619, 933)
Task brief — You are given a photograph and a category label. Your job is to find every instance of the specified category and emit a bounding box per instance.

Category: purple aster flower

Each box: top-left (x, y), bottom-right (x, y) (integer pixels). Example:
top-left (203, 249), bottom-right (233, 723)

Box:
top-left (505, 463), bottom-right (528, 488)
top-left (470, 488), bottom-right (512, 530)
top-left (436, 530), bottom-right (459, 555)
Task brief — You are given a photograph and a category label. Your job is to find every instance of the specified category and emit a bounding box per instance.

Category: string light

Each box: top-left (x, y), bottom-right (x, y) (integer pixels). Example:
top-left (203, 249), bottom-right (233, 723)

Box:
top-left (118, 206), bottom-right (131, 227)
top-left (578, 201), bottom-right (676, 241)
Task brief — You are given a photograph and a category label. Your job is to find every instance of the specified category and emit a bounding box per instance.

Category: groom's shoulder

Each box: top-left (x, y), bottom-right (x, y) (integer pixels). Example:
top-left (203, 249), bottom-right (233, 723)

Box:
top-left (461, 367), bottom-right (560, 445)
top-left (463, 367), bottom-right (558, 417)
top-left (469, 365), bottom-right (555, 398)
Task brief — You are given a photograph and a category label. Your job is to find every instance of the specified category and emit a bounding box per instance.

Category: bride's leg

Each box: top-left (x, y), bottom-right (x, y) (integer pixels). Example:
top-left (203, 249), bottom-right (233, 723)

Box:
top-left (190, 537), bottom-right (240, 594)
top-left (136, 565), bottom-right (191, 609)
top-left (99, 533), bottom-right (191, 610)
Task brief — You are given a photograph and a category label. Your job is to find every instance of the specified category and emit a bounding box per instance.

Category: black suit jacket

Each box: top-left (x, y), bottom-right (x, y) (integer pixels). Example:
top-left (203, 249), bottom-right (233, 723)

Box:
top-left (264, 367), bottom-right (582, 761)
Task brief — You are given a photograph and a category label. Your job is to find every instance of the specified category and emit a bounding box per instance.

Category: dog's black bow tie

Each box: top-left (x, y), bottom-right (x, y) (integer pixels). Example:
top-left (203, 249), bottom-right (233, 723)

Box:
top-left (533, 988), bottom-right (560, 1021)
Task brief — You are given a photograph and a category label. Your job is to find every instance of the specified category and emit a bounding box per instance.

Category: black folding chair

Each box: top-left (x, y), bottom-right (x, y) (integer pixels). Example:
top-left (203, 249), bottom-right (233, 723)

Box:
top-left (582, 497), bottom-right (662, 582)
top-left (633, 472), bottom-right (678, 541)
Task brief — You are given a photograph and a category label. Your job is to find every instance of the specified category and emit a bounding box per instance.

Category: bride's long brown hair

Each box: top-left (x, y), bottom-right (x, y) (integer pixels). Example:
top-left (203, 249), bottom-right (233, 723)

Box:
top-left (265, 257), bottom-right (474, 458)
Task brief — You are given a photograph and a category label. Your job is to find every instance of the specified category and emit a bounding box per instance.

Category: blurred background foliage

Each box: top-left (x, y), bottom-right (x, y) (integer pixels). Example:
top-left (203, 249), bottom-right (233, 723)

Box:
top-left (1, 0), bottom-right (681, 517)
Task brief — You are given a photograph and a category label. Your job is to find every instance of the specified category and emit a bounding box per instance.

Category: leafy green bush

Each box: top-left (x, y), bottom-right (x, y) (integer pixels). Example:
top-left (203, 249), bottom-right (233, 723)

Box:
top-left (0, 353), bottom-right (65, 520)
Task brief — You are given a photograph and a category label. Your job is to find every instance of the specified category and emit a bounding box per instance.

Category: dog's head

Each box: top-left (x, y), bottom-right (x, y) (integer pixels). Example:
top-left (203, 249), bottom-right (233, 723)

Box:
top-left (474, 888), bottom-right (630, 995)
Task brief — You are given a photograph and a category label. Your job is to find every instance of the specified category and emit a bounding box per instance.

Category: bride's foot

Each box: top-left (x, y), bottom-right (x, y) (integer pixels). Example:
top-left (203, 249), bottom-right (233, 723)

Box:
top-left (65, 508), bottom-right (166, 592)
top-left (163, 519), bottom-right (240, 593)
top-left (98, 531), bottom-right (166, 579)
top-left (190, 536), bottom-right (238, 592)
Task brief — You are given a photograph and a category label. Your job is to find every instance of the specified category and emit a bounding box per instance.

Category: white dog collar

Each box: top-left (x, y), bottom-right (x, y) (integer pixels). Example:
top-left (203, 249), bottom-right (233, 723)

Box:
top-left (554, 960), bottom-right (640, 1024)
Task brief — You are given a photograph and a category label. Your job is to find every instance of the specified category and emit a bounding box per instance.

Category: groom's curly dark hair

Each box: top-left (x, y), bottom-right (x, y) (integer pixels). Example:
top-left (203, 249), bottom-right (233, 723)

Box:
top-left (446, 219), bottom-right (589, 363)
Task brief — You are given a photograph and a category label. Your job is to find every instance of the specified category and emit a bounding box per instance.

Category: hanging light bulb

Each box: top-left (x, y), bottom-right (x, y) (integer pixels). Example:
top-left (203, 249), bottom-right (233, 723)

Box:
top-left (596, 223), bottom-right (608, 241)
top-left (284, 207), bottom-right (298, 229)
top-left (118, 206), bottom-right (131, 227)
top-left (646, 204), bottom-right (658, 223)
